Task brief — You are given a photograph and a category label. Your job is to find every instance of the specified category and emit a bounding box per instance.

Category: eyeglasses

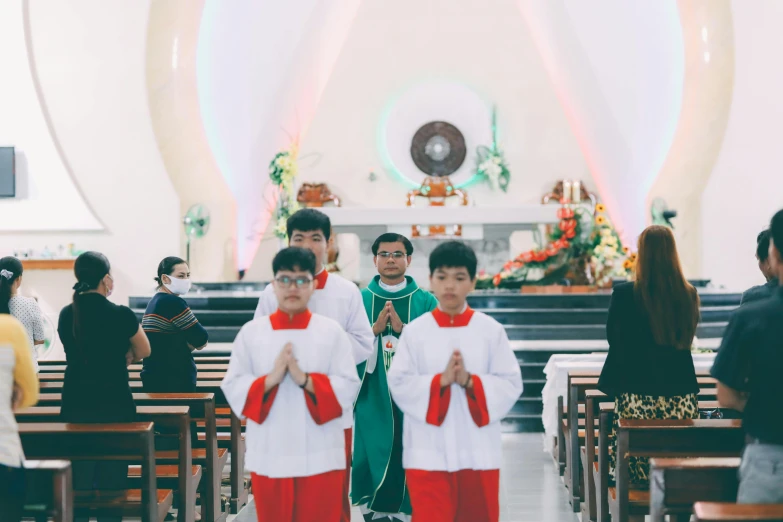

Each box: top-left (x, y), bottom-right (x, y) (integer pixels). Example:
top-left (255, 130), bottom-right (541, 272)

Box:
top-left (377, 252), bottom-right (406, 259)
top-left (274, 276), bottom-right (313, 288)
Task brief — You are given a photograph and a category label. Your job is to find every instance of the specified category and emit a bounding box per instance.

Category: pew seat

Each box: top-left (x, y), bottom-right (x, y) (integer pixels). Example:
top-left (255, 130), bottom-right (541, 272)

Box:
top-left (74, 489), bottom-right (173, 521)
top-left (22, 460), bottom-right (73, 522)
top-left (650, 457), bottom-right (740, 522)
top-left (128, 465), bottom-right (203, 490)
top-left (608, 487), bottom-right (650, 515)
top-left (694, 502), bottom-right (783, 521)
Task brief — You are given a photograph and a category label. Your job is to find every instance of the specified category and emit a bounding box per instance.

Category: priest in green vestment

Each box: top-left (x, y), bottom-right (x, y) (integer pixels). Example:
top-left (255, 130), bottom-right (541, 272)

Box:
top-left (352, 233), bottom-right (438, 522)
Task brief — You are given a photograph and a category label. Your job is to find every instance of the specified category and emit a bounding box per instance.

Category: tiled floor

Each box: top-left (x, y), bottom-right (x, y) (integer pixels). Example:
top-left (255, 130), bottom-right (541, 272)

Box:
top-left (232, 433), bottom-right (577, 522)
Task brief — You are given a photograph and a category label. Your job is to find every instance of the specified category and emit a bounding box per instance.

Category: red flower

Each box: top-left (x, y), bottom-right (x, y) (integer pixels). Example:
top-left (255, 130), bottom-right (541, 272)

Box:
top-left (557, 207), bottom-right (575, 220)
top-left (503, 261), bottom-right (512, 271)
top-left (492, 274), bottom-right (502, 287)
top-left (565, 229), bottom-right (576, 239)
top-left (559, 197), bottom-right (570, 205)
top-left (546, 246), bottom-right (559, 257)
top-left (558, 220), bottom-right (570, 231)
top-left (521, 252), bottom-right (534, 263)
top-left (534, 251), bottom-right (548, 262)
top-left (478, 269), bottom-right (486, 277)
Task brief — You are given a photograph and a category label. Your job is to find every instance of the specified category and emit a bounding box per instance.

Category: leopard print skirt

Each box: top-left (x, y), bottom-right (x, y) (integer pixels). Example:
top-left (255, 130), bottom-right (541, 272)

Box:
top-left (608, 392), bottom-right (699, 485)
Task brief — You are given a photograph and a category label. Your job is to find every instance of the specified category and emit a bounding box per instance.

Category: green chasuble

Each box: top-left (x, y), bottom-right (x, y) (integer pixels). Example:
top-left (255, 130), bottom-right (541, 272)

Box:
top-left (352, 275), bottom-right (438, 515)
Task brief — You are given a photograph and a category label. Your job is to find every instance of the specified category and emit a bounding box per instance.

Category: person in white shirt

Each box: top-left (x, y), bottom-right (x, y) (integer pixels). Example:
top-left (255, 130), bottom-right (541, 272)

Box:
top-left (223, 247), bottom-right (361, 522)
top-left (255, 208), bottom-right (374, 522)
top-left (0, 314), bottom-right (40, 522)
top-left (387, 241), bottom-right (523, 522)
top-left (0, 257), bottom-right (45, 372)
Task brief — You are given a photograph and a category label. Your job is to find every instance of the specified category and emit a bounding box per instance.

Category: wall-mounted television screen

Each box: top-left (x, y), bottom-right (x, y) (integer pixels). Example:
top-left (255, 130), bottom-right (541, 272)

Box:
top-left (0, 147), bottom-right (15, 198)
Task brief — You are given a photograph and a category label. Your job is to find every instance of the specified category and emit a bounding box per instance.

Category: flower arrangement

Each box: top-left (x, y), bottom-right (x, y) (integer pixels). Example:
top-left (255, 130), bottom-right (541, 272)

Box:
top-left (475, 107), bottom-right (510, 192)
top-left (590, 204), bottom-right (631, 287)
top-left (476, 199), bottom-right (583, 289)
top-left (269, 143), bottom-right (301, 239)
top-left (476, 149), bottom-right (510, 192)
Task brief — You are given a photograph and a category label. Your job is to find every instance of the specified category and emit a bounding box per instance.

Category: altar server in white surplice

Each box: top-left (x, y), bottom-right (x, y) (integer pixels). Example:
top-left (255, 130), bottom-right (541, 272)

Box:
top-left (387, 241), bottom-right (523, 522)
top-left (254, 208), bottom-right (374, 522)
top-left (223, 247), bottom-right (361, 522)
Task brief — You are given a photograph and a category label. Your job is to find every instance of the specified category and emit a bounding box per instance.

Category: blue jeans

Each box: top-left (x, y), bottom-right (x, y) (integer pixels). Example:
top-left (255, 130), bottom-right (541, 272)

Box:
top-left (738, 443), bottom-right (783, 503)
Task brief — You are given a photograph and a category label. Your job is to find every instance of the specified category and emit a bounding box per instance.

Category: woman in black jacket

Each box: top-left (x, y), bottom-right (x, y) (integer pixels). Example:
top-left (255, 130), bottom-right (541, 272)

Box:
top-left (598, 225), bottom-right (700, 485)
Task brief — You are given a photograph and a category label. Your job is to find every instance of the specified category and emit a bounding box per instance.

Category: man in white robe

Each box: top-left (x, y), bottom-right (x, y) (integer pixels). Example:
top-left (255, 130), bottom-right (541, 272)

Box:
top-left (223, 247), bottom-right (361, 522)
top-left (255, 208), bottom-right (374, 522)
top-left (388, 241), bottom-right (523, 522)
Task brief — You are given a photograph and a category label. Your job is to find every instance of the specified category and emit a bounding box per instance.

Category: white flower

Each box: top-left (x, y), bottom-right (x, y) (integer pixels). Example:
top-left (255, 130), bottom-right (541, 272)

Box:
top-left (274, 219), bottom-right (287, 237)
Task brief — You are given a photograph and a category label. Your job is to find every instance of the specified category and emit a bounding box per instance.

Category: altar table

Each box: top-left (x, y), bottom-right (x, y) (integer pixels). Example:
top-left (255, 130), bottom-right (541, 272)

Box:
top-left (318, 205), bottom-right (559, 241)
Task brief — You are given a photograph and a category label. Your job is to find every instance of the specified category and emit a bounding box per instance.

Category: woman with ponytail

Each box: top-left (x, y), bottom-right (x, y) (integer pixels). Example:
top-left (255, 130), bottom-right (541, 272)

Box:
top-left (57, 251), bottom-right (151, 522)
top-left (141, 256), bottom-right (208, 393)
top-left (0, 257), bottom-right (45, 372)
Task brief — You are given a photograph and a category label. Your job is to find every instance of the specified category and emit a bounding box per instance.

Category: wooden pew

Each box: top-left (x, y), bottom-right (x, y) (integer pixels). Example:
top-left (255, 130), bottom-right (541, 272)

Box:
top-left (37, 356), bottom-right (231, 366)
top-left (593, 406), bottom-right (731, 522)
top-left (612, 419), bottom-right (744, 522)
top-left (38, 367), bottom-right (245, 512)
top-left (34, 393), bottom-right (227, 522)
top-left (19, 422), bottom-right (172, 522)
top-left (694, 502), bottom-right (783, 521)
top-left (649, 457), bottom-right (740, 522)
top-left (38, 363), bottom-right (230, 373)
top-left (16, 405), bottom-right (199, 522)
top-left (22, 460), bottom-right (72, 522)
top-left (564, 371), bottom-right (716, 513)
top-left (582, 389), bottom-right (724, 522)
top-left (38, 372), bottom-right (227, 381)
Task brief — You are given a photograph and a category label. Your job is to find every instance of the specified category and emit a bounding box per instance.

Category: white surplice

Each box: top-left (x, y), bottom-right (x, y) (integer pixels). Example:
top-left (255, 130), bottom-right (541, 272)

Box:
top-left (221, 312), bottom-right (361, 478)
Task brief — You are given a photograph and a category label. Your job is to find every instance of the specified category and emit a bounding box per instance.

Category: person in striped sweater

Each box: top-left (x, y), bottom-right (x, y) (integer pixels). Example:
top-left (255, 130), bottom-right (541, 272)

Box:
top-left (141, 257), bottom-right (208, 392)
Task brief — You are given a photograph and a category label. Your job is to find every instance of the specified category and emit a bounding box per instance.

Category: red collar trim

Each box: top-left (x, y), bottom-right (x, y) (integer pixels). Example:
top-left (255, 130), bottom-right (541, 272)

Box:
top-left (270, 309), bottom-right (312, 330)
top-left (314, 270), bottom-right (328, 290)
top-left (431, 307), bottom-right (475, 327)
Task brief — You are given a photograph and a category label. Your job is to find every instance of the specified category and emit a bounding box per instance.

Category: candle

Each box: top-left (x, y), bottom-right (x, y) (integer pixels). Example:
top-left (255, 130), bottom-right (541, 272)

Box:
top-left (562, 180), bottom-right (572, 202)
top-left (573, 181), bottom-right (582, 203)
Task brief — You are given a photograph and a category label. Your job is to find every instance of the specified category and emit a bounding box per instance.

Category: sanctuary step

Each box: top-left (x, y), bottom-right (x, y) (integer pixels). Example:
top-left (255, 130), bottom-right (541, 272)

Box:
top-left (128, 287), bottom-right (740, 433)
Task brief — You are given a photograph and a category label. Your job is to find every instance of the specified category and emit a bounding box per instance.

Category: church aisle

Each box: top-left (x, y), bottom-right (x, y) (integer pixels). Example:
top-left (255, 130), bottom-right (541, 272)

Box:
top-left (231, 433), bottom-right (577, 522)
top-left (497, 433), bottom-right (577, 522)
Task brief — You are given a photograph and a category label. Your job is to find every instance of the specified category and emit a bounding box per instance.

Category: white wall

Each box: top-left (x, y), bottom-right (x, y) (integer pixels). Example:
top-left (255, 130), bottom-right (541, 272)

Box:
top-left (0, 2), bottom-right (101, 231)
top-left (702, 1), bottom-right (783, 291)
top-left (197, 0), bottom-right (362, 271)
top-left (298, 0), bottom-right (587, 211)
top-left (0, 0), bottom-right (180, 351)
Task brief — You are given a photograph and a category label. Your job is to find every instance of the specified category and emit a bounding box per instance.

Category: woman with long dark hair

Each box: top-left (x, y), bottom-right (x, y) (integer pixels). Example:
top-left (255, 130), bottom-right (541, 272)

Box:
top-left (141, 256), bottom-right (208, 392)
top-left (0, 257), bottom-right (45, 371)
top-left (598, 226), bottom-right (700, 487)
top-left (57, 251), bottom-right (151, 522)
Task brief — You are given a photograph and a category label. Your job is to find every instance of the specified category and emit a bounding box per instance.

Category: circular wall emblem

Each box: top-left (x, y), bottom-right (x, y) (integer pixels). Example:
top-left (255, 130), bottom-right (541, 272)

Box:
top-left (379, 81), bottom-right (491, 187)
top-left (410, 121), bottom-right (466, 177)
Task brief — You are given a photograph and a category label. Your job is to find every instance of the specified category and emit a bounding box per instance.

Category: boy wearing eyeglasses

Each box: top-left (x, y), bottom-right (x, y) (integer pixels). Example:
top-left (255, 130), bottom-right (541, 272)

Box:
top-left (222, 247), bottom-right (360, 521)
top-left (387, 241), bottom-right (522, 522)
top-left (352, 233), bottom-right (437, 522)
top-left (255, 208), bottom-right (374, 522)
